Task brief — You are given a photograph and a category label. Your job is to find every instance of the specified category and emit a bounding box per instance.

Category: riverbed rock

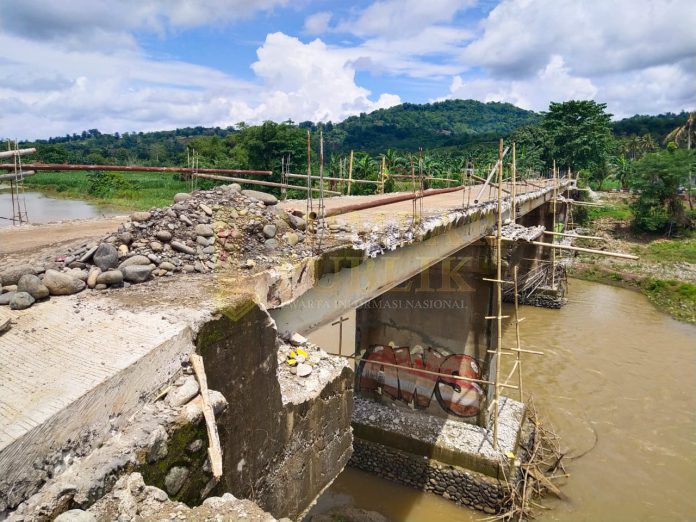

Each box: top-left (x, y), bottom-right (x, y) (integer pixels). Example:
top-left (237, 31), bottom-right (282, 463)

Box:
top-left (296, 363), bottom-right (313, 377)
top-left (78, 245), bottom-right (99, 263)
top-left (241, 189), bottom-right (278, 206)
top-left (288, 214), bottom-right (306, 231)
top-left (118, 244), bottom-right (129, 257)
top-left (118, 255), bottom-right (150, 269)
top-left (199, 203), bottom-right (213, 216)
top-left (93, 243), bottom-right (119, 271)
top-left (17, 274), bottom-right (49, 300)
top-left (149, 241), bottom-right (163, 252)
top-left (97, 270), bottom-right (124, 286)
top-left (195, 223), bottom-right (214, 237)
top-left (167, 376), bottom-right (200, 407)
top-left (285, 232), bottom-right (299, 247)
top-left (159, 262), bottom-right (175, 272)
top-left (55, 509), bottom-right (96, 522)
top-left (262, 224), bottom-right (276, 238)
top-left (0, 292), bottom-right (16, 305)
top-left (0, 265), bottom-right (36, 286)
top-left (171, 241), bottom-right (196, 255)
top-left (164, 466), bottom-right (189, 496)
top-left (9, 292), bottom-right (35, 310)
top-left (173, 193), bottom-right (191, 203)
top-left (131, 211), bottom-right (151, 222)
top-left (120, 265), bottom-right (152, 283)
top-left (43, 270), bottom-right (86, 295)
top-left (155, 230), bottom-right (172, 242)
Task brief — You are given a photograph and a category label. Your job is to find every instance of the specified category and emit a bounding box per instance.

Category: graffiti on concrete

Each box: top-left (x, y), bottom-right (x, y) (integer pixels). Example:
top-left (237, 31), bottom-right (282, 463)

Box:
top-left (356, 345), bottom-right (483, 417)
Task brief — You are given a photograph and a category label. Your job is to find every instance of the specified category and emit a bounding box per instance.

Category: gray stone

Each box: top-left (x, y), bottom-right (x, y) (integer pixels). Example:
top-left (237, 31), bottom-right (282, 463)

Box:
top-left (43, 270), bottom-right (86, 296)
top-left (0, 292), bottom-right (16, 305)
top-left (96, 270), bottom-right (124, 286)
top-left (10, 292), bottom-right (35, 310)
top-left (93, 243), bottom-right (119, 271)
top-left (296, 363), bottom-right (312, 377)
top-left (180, 214), bottom-right (193, 226)
top-left (118, 255), bottom-right (151, 269)
top-left (167, 376), bottom-right (199, 407)
top-left (173, 192), bottom-right (191, 203)
top-left (164, 466), bottom-right (189, 496)
top-left (196, 236), bottom-right (210, 246)
top-left (187, 439), bottom-right (204, 453)
top-left (2, 285), bottom-right (16, 293)
top-left (159, 262), bottom-right (175, 272)
top-left (78, 245), bottom-right (99, 263)
top-left (117, 232), bottom-right (133, 245)
top-left (262, 224), bottom-right (276, 238)
top-left (120, 265), bottom-right (152, 283)
top-left (1, 265), bottom-right (36, 286)
top-left (288, 213), bottom-right (306, 231)
top-left (55, 509), bottom-right (96, 522)
top-left (155, 230), bottom-right (172, 242)
top-left (241, 189), bottom-right (278, 205)
top-left (195, 224), bottom-right (214, 237)
top-left (264, 238), bottom-right (278, 249)
top-left (147, 426), bottom-right (169, 463)
top-left (17, 274), bottom-right (49, 300)
top-left (86, 268), bottom-right (101, 289)
top-left (130, 211), bottom-right (151, 222)
top-left (171, 241), bottom-right (196, 255)
top-left (199, 203), bottom-right (213, 216)
top-left (182, 264), bottom-right (195, 273)
top-left (202, 246), bottom-right (215, 254)
top-left (149, 241), bottom-right (163, 252)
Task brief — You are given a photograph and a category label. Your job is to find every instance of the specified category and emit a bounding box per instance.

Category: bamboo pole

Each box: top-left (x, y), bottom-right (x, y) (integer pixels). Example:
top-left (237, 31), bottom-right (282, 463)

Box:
top-left (552, 160), bottom-right (558, 289)
top-left (542, 230), bottom-right (607, 241)
top-left (512, 142), bottom-right (517, 222)
top-left (348, 150), bottom-right (354, 196)
top-left (0, 148), bottom-right (35, 158)
top-left (193, 173), bottom-right (340, 195)
top-left (493, 138), bottom-right (504, 449)
top-left (0, 163), bottom-right (272, 175)
top-left (285, 173), bottom-right (378, 185)
top-left (307, 130), bottom-right (312, 215)
top-left (474, 146), bottom-right (510, 203)
top-left (513, 266), bottom-right (523, 401)
top-left (497, 237), bottom-right (639, 260)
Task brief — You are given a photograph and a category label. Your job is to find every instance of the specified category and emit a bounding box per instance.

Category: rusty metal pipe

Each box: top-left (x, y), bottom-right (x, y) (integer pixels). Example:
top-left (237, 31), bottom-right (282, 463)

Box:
top-left (0, 163), bottom-right (273, 176)
top-left (309, 184), bottom-right (465, 219)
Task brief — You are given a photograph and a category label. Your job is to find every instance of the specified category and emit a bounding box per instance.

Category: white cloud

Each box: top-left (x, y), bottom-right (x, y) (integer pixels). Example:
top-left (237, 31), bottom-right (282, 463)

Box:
top-left (464, 0), bottom-right (696, 77)
top-left (303, 11), bottom-right (332, 35)
top-left (443, 55), bottom-right (597, 110)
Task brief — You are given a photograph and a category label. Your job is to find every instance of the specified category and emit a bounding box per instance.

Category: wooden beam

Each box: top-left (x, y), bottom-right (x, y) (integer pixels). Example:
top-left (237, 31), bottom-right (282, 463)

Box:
top-left (0, 148), bottom-right (35, 158)
top-left (189, 353), bottom-right (223, 480)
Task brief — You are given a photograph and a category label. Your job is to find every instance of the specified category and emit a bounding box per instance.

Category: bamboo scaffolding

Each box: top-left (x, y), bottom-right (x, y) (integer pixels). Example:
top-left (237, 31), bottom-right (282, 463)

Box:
top-left (496, 237), bottom-right (639, 260)
top-left (552, 160), bottom-right (558, 289)
top-left (0, 163), bottom-right (272, 176)
top-left (189, 354), bottom-right (223, 480)
top-left (193, 173), bottom-right (340, 195)
top-left (285, 172), bottom-right (378, 185)
top-left (0, 148), bottom-right (36, 158)
top-left (473, 146), bottom-right (510, 203)
top-left (542, 230), bottom-right (606, 241)
top-left (493, 138), bottom-right (504, 449)
top-left (513, 266), bottom-right (523, 400)
top-left (511, 142), bottom-right (517, 222)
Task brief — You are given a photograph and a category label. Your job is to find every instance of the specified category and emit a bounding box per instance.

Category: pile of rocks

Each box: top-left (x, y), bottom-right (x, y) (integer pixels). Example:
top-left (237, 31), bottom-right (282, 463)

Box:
top-left (0, 185), bottom-right (311, 311)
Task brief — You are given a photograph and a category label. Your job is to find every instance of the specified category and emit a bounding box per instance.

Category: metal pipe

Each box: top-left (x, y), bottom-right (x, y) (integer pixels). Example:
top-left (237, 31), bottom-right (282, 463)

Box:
top-left (0, 163), bottom-right (272, 176)
top-left (193, 173), bottom-right (340, 195)
top-left (311, 184), bottom-right (465, 219)
top-left (0, 148), bottom-right (36, 158)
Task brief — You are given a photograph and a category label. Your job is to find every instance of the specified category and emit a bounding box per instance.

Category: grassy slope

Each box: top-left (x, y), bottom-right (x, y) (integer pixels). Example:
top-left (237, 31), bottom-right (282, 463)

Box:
top-left (569, 194), bottom-right (696, 324)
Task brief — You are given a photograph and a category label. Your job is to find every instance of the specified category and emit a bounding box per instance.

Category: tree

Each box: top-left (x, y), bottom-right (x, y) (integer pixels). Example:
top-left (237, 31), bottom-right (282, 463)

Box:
top-left (542, 100), bottom-right (614, 173)
top-left (630, 149), bottom-right (695, 233)
top-left (665, 112), bottom-right (695, 150)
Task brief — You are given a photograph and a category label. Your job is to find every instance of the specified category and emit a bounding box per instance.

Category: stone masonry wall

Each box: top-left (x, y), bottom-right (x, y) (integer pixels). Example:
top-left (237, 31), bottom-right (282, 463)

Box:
top-left (349, 438), bottom-right (507, 515)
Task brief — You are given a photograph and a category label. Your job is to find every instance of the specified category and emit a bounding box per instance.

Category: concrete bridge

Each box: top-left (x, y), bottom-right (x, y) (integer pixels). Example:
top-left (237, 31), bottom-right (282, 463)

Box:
top-left (0, 178), bottom-right (570, 520)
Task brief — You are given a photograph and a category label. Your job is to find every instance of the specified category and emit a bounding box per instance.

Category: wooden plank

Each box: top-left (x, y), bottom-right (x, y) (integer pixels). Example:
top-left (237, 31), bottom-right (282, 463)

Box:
top-left (189, 353), bottom-right (223, 480)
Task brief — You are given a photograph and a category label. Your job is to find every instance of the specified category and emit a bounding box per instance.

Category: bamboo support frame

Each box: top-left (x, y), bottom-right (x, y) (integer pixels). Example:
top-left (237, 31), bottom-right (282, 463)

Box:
top-left (189, 354), bottom-right (223, 479)
top-left (285, 172), bottom-right (378, 185)
top-left (497, 237), bottom-right (639, 260)
top-left (493, 138), bottom-right (504, 449)
top-left (193, 173), bottom-right (340, 195)
top-left (513, 266), bottom-right (523, 400)
top-left (542, 230), bottom-right (606, 241)
top-left (348, 150), bottom-right (354, 195)
top-left (511, 142), bottom-right (517, 222)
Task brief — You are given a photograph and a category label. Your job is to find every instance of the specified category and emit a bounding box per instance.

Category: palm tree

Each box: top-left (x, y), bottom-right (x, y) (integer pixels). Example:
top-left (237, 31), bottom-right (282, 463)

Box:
top-left (665, 112), bottom-right (696, 150)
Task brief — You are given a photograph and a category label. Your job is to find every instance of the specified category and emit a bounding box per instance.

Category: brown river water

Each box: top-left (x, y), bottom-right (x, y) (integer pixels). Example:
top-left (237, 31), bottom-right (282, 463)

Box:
top-left (309, 279), bottom-right (696, 521)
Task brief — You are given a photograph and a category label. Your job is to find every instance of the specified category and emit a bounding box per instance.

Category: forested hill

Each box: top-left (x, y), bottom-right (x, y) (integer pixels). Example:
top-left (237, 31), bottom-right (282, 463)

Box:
top-left (12, 100), bottom-right (689, 169)
top-left (323, 99), bottom-right (540, 152)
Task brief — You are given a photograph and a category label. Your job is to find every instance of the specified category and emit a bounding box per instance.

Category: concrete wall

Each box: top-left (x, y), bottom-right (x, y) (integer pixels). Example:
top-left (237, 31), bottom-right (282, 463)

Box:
top-left (196, 301), bottom-right (353, 520)
top-left (355, 242), bottom-right (494, 424)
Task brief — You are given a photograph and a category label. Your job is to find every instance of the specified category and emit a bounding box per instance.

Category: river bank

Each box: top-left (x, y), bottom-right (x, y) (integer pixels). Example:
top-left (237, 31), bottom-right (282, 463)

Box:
top-left (569, 192), bottom-right (695, 324)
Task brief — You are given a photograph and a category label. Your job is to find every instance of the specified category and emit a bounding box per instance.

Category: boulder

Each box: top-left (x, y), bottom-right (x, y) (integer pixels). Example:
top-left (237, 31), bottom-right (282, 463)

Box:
top-left (17, 274), bottom-right (49, 300)
top-left (118, 255), bottom-right (151, 269)
top-left (130, 211), bottom-right (151, 222)
top-left (43, 270), bottom-right (86, 296)
top-left (0, 265), bottom-right (36, 286)
top-left (96, 270), bottom-right (124, 286)
top-left (10, 292), bottom-right (35, 310)
top-left (241, 189), bottom-right (278, 206)
top-left (92, 243), bottom-right (119, 271)
top-left (173, 193), bottom-right (191, 203)
top-left (120, 265), bottom-right (152, 283)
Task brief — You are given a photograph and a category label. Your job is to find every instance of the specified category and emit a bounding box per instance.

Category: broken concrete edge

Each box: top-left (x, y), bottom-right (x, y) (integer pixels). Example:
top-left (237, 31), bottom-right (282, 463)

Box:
top-left (351, 397), bottom-right (524, 480)
top-left (6, 372), bottom-right (228, 521)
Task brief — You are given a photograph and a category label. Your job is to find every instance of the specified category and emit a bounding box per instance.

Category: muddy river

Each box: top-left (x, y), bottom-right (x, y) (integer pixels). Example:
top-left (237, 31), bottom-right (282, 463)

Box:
top-left (0, 188), bottom-right (120, 227)
top-left (310, 279), bottom-right (696, 521)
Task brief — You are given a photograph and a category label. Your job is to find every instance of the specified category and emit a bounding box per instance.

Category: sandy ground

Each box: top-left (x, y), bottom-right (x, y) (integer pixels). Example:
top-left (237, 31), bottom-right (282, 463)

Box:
top-left (0, 215), bottom-right (126, 256)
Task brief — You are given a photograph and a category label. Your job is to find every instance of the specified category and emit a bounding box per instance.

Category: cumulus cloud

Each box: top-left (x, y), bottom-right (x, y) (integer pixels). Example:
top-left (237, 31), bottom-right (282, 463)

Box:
top-left (303, 11), bottom-right (332, 35)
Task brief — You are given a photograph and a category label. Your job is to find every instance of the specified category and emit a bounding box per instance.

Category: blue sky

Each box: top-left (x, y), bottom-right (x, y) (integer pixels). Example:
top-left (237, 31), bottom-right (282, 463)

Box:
top-left (0, 0), bottom-right (693, 139)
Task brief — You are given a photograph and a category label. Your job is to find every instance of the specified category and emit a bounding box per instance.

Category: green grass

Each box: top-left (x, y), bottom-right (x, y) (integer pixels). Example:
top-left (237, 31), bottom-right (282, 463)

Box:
top-left (585, 201), bottom-right (633, 221)
top-left (23, 171), bottom-right (209, 210)
top-left (641, 277), bottom-right (696, 324)
top-left (642, 237), bottom-right (696, 264)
